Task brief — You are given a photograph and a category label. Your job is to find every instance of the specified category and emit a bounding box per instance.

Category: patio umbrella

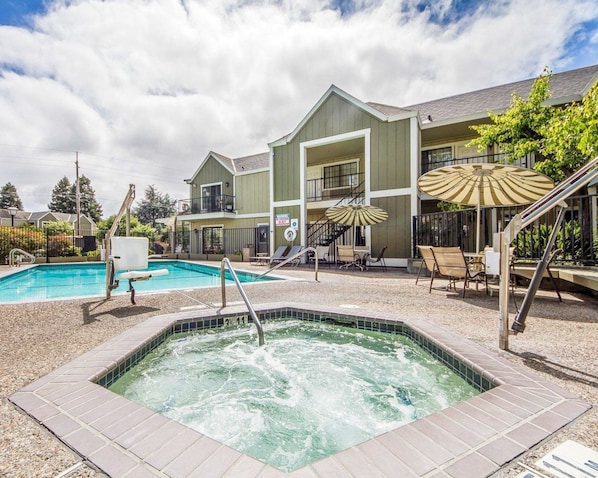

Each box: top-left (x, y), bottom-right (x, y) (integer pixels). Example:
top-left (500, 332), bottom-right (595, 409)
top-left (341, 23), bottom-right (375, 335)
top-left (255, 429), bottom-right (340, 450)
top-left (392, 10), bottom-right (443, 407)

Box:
top-left (326, 204), bottom-right (388, 263)
top-left (417, 163), bottom-right (554, 252)
top-left (325, 204), bottom-right (388, 227)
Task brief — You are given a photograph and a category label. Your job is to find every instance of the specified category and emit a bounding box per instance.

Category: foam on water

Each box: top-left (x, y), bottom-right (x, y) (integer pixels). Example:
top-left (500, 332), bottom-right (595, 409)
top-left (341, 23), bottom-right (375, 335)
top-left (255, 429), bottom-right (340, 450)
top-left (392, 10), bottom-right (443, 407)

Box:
top-left (110, 320), bottom-right (479, 471)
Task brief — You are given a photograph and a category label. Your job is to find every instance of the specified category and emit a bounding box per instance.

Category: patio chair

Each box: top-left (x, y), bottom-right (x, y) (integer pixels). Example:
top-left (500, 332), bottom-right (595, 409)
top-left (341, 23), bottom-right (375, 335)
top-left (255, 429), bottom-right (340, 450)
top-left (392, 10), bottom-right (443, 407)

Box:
top-left (311, 245), bottom-right (331, 265)
top-left (281, 245), bottom-right (304, 267)
top-left (252, 246), bottom-right (288, 266)
top-left (415, 245), bottom-right (437, 289)
top-left (337, 245), bottom-right (362, 270)
top-left (364, 246), bottom-right (387, 271)
top-left (430, 246), bottom-right (486, 297)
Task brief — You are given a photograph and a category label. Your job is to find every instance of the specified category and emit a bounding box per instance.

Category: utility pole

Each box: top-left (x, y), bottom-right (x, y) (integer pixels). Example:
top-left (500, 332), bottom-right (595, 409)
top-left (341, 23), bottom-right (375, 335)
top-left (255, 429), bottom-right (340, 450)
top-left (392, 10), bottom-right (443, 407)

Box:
top-left (75, 152), bottom-right (81, 236)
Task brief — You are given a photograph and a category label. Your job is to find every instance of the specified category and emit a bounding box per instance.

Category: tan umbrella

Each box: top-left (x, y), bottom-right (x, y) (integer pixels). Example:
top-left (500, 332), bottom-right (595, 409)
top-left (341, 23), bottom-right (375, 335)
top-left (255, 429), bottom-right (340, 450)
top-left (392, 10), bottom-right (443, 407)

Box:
top-left (417, 163), bottom-right (554, 252)
top-left (325, 204), bottom-right (388, 226)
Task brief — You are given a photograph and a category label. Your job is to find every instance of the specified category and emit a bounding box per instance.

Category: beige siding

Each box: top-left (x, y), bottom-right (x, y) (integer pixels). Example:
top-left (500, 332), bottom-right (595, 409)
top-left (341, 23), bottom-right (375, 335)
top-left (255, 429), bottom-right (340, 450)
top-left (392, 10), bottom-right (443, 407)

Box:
top-left (235, 172), bottom-right (269, 214)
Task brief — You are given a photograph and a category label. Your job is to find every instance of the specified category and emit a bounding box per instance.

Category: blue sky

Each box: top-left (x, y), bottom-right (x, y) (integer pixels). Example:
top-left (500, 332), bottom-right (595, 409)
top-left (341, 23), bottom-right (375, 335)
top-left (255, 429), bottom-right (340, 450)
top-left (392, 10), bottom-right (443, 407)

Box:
top-left (0, 0), bottom-right (47, 26)
top-left (0, 0), bottom-right (596, 214)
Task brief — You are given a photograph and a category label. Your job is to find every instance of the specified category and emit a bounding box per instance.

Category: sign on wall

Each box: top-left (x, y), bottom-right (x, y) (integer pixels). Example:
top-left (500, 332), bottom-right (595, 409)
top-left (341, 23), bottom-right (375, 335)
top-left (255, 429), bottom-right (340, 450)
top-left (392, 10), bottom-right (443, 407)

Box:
top-left (275, 214), bottom-right (290, 226)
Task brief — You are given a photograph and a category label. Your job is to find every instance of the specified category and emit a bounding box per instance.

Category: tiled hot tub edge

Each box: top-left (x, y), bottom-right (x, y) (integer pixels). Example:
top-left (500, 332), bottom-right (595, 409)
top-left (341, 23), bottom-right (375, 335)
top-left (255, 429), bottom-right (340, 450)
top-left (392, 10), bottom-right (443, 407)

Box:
top-left (9, 302), bottom-right (591, 477)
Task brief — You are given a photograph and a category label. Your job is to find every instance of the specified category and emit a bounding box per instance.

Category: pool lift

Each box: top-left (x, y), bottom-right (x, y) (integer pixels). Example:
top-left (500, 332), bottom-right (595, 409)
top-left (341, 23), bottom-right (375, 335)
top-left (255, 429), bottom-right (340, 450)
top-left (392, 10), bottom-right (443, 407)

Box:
top-left (105, 184), bottom-right (168, 304)
top-left (497, 156), bottom-right (598, 350)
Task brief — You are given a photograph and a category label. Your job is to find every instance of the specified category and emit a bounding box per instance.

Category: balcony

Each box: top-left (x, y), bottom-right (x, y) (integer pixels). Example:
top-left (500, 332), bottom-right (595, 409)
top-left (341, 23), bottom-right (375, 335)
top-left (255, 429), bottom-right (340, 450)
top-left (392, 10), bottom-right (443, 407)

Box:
top-left (306, 172), bottom-right (365, 202)
top-left (421, 152), bottom-right (536, 174)
top-left (178, 194), bottom-right (235, 215)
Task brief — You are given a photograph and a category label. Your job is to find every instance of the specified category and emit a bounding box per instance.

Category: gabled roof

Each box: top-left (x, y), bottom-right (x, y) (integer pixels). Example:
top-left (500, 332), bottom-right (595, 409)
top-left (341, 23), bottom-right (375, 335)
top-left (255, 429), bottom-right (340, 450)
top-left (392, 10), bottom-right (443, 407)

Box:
top-left (187, 150), bottom-right (269, 183)
top-left (403, 64), bottom-right (598, 126)
top-left (269, 85), bottom-right (417, 147)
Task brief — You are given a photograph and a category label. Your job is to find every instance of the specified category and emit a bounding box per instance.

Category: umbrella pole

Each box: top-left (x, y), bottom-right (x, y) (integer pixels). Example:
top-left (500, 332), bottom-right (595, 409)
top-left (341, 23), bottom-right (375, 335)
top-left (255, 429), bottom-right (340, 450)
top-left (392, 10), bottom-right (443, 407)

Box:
top-left (476, 201), bottom-right (481, 253)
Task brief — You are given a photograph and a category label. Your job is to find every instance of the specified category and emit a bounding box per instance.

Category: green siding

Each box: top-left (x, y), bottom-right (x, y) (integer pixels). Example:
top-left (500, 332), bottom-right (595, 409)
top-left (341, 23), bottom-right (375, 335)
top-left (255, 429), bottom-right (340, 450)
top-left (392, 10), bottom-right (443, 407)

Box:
top-left (273, 92), bottom-right (412, 203)
top-left (371, 196), bottom-right (411, 259)
top-left (235, 172), bottom-right (269, 214)
top-left (193, 157), bottom-right (234, 200)
top-left (273, 205), bottom-right (300, 247)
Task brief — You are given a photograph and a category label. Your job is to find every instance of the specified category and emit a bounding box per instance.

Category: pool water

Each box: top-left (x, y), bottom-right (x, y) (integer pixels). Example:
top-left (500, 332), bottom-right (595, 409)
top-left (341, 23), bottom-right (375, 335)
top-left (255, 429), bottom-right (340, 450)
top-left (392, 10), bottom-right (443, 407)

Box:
top-left (0, 261), bottom-right (273, 303)
top-left (109, 320), bottom-right (479, 472)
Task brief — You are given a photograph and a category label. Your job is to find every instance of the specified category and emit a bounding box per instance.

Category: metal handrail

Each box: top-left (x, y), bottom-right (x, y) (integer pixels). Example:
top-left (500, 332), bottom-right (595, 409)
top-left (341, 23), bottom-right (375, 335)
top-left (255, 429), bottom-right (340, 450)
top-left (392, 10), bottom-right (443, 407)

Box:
top-left (254, 247), bottom-right (319, 281)
top-left (8, 248), bottom-right (35, 267)
top-left (220, 258), bottom-right (264, 346)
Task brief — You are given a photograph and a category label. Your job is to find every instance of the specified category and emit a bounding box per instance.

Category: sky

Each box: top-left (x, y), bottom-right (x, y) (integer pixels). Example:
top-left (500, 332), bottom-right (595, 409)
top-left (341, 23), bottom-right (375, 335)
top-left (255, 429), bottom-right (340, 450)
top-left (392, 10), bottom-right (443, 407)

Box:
top-left (0, 0), bottom-right (597, 217)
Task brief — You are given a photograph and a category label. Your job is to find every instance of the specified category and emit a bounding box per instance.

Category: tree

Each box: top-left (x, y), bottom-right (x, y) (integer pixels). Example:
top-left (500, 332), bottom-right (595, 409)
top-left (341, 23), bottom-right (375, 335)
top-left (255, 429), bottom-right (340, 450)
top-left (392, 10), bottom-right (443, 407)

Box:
top-left (48, 177), bottom-right (74, 212)
top-left (48, 175), bottom-right (103, 222)
top-left (540, 80), bottom-right (598, 181)
top-left (133, 185), bottom-right (177, 229)
top-left (75, 175), bottom-right (103, 223)
top-left (96, 215), bottom-right (157, 242)
top-left (44, 220), bottom-right (74, 235)
top-left (468, 68), bottom-right (598, 182)
top-left (0, 182), bottom-right (24, 210)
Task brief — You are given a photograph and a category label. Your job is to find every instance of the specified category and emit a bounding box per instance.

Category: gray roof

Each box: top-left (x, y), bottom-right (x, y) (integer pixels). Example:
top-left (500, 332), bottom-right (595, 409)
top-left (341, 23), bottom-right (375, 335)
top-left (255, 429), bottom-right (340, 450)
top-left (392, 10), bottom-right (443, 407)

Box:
top-left (366, 102), bottom-right (412, 116)
top-left (402, 64), bottom-right (598, 124)
top-left (232, 152), bottom-right (269, 172)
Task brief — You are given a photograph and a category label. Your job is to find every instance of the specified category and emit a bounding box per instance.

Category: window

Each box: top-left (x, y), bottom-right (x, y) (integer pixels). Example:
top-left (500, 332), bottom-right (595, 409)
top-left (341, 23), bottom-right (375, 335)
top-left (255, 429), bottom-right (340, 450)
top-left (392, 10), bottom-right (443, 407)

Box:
top-left (202, 227), bottom-right (223, 254)
top-left (421, 147), bottom-right (452, 173)
top-left (323, 162), bottom-right (358, 189)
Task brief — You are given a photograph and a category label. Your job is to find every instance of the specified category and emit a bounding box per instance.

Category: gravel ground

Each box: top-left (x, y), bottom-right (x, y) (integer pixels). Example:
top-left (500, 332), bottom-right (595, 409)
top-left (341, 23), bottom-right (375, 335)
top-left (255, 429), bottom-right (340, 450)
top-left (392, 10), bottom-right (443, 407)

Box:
top-left (0, 263), bottom-right (596, 477)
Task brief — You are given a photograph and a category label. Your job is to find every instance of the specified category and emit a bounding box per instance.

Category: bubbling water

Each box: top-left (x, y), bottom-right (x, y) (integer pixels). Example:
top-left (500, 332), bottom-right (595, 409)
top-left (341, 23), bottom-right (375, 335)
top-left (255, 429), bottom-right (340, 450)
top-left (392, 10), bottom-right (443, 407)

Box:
top-left (110, 320), bottom-right (479, 471)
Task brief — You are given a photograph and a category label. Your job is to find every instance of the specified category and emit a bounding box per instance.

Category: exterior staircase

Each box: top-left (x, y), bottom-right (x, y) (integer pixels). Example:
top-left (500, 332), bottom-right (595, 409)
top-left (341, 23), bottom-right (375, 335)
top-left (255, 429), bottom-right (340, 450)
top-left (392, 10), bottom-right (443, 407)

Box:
top-left (306, 180), bottom-right (365, 248)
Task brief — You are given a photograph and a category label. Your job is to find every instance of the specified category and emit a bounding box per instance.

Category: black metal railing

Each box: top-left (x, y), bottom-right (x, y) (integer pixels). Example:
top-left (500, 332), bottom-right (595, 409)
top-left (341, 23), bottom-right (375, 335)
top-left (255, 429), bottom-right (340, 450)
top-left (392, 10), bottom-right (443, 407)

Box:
top-left (178, 194), bottom-right (236, 214)
top-left (306, 172), bottom-right (364, 202)
top-left (413, 194), bottom-right (597, 265)
top-left (421, 152), bottom-right (536, 174)
top-left (306, 179), bottom-right (365, 248)
top-left (0, 226), bottom-right (97, 263)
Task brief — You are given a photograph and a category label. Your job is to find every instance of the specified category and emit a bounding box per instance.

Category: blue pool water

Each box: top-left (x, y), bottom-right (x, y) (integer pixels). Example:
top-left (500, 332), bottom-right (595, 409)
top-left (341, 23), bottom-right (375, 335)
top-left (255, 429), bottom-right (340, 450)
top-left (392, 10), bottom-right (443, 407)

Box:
top-left (0, 261), bottom-right (274, 303)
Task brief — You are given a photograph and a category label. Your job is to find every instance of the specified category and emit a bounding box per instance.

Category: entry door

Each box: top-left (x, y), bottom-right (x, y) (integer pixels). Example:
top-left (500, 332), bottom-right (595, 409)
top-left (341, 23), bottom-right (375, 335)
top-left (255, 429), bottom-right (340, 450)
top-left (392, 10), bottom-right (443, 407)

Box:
top-left (202, 184), bottom-right (222, 212)
top-left (257, 225), bottom-right (269, 254)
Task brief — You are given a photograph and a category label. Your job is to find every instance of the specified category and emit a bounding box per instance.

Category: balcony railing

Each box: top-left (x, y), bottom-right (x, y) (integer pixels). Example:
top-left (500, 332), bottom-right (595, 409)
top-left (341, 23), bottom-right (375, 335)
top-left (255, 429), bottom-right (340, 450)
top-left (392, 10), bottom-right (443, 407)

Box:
top-left (421, 152), bottom-right (536, 174)
top-left (306, 172), bottom-right (364, 202)
top-left (178, 194), bottom-right (235, 215)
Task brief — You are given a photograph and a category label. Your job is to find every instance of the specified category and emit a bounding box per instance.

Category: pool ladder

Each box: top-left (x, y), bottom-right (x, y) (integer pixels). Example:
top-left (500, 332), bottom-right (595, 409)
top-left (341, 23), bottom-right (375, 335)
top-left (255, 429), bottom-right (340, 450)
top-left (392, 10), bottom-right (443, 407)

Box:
top-left (219, 248), bottom-right (321, 347)
top-left (220, 258), bottom-right (265, 346)
top-left (8, 248), bottom-right (35, 267)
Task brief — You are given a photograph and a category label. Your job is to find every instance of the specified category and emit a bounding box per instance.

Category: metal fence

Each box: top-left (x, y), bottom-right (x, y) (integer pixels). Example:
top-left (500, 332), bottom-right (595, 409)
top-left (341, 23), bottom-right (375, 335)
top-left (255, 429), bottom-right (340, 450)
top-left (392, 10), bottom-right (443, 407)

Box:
top-left (0, 226), bottom-right (97, 264)
top-left (413, 194), bottom-right (597, 265)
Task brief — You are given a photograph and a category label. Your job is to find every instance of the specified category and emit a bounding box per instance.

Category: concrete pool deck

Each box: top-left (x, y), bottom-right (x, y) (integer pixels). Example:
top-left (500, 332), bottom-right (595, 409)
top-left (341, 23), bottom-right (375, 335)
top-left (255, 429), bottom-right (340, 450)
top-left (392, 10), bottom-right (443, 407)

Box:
top-left (1, 263), bottom-right (597, 477)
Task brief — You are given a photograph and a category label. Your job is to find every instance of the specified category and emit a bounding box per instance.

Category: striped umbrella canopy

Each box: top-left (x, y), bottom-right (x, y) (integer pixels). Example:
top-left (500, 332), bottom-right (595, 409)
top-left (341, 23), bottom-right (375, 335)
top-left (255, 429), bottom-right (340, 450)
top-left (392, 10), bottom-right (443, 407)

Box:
top-left (325, 204), bottom-right (388, 227)
top-left (418, 163), bottom-right (554, 251)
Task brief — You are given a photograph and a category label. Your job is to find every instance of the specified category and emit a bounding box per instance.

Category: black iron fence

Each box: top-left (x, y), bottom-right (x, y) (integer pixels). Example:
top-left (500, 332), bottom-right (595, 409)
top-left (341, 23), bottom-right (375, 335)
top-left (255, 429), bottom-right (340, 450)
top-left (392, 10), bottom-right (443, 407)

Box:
top-left (1, 226), bottom-right (97, 263)
top-left (413, 194), bottom-right (598, 265)
top-left (420, 152), bottom-right (536, 174)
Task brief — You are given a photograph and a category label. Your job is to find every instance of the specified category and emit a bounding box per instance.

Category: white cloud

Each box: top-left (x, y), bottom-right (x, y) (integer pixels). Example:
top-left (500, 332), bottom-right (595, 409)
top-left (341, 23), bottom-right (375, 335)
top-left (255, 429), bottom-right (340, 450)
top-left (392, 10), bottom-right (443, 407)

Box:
top-left (0, 0), bottom-right (596, 215)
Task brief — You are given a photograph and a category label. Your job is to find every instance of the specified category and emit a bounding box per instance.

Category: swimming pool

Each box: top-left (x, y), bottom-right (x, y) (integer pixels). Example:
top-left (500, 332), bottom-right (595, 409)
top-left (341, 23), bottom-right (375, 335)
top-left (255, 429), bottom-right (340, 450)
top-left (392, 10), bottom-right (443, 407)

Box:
top-left (0, 261), bottom-right (276, 303)
top-left (109, 320), bottom-right (479, 471)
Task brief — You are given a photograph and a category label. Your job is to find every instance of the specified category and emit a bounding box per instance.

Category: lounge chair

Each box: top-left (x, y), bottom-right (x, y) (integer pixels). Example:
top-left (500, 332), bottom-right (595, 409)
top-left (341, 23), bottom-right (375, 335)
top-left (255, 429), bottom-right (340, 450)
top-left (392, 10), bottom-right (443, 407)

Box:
top-left (280, 245), bottom-right (304, 267)
top-left (252, 246), bottom-right (288, 266)
top-left (430, 246), bottom-right (486, 297)
top-left (364, 246), bottom-right (387, 271)
top-left (337, 245), bottom-right (362, 270)
top-left (415, 245), bottom-right (437, 289)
